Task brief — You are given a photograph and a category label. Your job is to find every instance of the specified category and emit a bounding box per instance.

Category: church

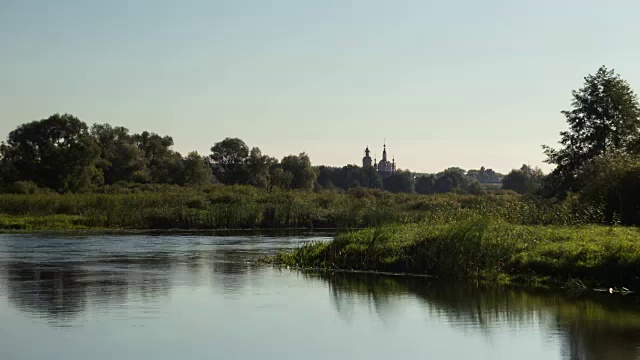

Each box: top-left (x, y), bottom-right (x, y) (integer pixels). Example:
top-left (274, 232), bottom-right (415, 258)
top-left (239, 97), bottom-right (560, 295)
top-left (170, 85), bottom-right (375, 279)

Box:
top-left (362, 143), bottom-right (396, 177)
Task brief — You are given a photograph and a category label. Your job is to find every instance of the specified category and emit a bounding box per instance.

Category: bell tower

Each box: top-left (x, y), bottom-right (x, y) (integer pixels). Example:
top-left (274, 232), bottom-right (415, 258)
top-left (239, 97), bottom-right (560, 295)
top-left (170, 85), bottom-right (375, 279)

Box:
top-left (362, 146), bottom-right (372, 168)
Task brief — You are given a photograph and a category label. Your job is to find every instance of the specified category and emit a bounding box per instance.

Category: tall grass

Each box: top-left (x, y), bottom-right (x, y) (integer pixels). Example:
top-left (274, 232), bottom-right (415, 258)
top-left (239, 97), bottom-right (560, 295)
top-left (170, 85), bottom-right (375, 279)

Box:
top-left (270, 218), bottom-right (640, 287)
top-left (0, 185), bottom-right (603, 230)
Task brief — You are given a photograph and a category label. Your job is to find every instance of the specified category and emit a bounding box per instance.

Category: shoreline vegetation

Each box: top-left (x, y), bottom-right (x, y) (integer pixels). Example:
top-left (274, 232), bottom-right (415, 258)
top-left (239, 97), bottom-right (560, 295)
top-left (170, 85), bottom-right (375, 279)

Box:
top-left (3, 184), bottom-right (636, 290)
top-left (0, 186), bottom-right (598, 231)
top-left (266, 219), bottom-right (640, 290)
top-left (2, 66), bottom-right (640, 290)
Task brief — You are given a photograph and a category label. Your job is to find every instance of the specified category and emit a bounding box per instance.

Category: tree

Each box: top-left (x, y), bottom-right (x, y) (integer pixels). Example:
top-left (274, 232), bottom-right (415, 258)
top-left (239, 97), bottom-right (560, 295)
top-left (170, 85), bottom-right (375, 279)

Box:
top-left (132, 131), bottom-right (181, 183)
top-left (281, 152), bottom-right (317, 190)
top-left (543, 66), bottom-right (640, 195)
top-left (269, 167), bottom-right (293, 191)
top-left (501, 169), bottom-right (528, 194)
top-left (210, 138), bottom-right (250, 184)
top-left (180, 151), bottom-right (213, 185)
top-left (383, 170), bottom-right (414, 193)
top-left (434, 168), bottom-right (467, 193)
top-left (334, 165), bottom-right (361, 190)
top-left (466, 179), bottom-right (485, 195)
top-left (502, 164), bottom-right (544, 194)
top-left (415, 175), bottom-right (436, 194)
top-left (0, 113), bottom-right (101, 192)
top-left (315, 166), bottom-right (336, 189)
top-left (466, 166), bottom-right (502, 183)
top-left (246, 147), bottom-right (278, 190)
top-left (91, 124), bottom-right (146, 184)
top-left (360, 166), bottom-right (382, 189)
top-left (314, 165), bottom-right (380, 191)
top-left (578, 153), bottom-right (640, 225)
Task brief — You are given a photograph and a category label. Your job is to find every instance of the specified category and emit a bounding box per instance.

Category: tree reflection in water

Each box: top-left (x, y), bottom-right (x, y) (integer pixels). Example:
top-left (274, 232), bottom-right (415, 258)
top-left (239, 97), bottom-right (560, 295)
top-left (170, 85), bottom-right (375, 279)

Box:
top-left (305, 271), bottom-right (640, 360)
top-left (2, 256), bottom-right (173, 325)
top-left (0, 236), bottom-right (264, 324)
top-left (2, 234), bottom-right (640, 360)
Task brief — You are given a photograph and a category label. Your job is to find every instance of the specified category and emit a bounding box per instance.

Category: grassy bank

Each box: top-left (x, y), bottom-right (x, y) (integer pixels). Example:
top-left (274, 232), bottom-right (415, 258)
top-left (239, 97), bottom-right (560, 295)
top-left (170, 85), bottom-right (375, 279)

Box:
top-left (268, 218), bottom-right (640, 288)
top-left (0, 185), bottom-right (601, 231)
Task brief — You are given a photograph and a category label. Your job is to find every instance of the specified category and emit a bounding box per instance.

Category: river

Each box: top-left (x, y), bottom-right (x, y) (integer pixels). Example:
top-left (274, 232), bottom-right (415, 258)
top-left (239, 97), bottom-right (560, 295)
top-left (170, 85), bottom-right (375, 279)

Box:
top-left (0, 233), bottom-right (639, 360)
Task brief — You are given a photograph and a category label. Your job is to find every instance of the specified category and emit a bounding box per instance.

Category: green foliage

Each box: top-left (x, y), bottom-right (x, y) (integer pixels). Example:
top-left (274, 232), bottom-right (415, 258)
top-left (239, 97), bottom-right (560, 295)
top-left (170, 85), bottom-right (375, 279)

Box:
top-left (544, 66), bottom-right (640, 195)
top-left (1, 181), bottom-right (51, 195)
top-left (281, 153), bottom-right (317, 190)
top-left (271, 219), bottom-right (640, 286)
top-left (316, 165), bottom-right (382, 191)
top-left (434, 168), bottom-right (467, 193)
top-left (246, 147), bottom-right (277, 190)
top-left (210, 137), bottom-right (250, 184)
top-left (382, 170), bottom-right (414, 193)
top-left (0, 113), bottom-right (101, 192)
top-left (91, 124), bottom-right (147, 184)
top-left (466, 166), bottom-right (503, 184)
top-left (132, 131), bottom-right (183, 184)
top-left (269, 167), bottom-right (293, 191)
top-left (415, 175), bottom-right (435, 194)
top-left (0, 187), bottom-right (601, 231)
top-left (502, 164), bottom-right (544, 194)
top-left (466, 179), bottom-right (485, 195)
top-left (180, 152), bottom-right (213, 185)
top-left (577, 153), bottom-right (640, 224)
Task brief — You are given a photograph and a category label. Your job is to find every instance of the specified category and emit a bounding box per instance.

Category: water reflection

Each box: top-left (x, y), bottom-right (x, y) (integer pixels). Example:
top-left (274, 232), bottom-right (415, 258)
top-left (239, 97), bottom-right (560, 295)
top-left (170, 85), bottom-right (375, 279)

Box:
top-left (0, 234), bottom-right (286, 324)
top-left (2, 258), bottom-right (173, 323)
top-left (1, 234), bottom-right (640, 360)
top-left (5, 262), bottom-right (90, 321)
top-left (308, 271), bottom-right (640, 360)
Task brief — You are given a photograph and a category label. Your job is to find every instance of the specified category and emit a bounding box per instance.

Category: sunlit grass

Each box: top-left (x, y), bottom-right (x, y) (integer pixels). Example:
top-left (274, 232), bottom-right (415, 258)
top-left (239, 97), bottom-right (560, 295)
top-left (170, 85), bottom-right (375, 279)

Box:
top-left (269, 218), bottom-right (640, 287)
top-left (0, 185), bottom-right (603, 231)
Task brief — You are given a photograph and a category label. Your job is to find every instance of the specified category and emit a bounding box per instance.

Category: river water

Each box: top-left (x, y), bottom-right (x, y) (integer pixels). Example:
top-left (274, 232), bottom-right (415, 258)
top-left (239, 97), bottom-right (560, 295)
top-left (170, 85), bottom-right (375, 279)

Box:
top-left (0, 233), bottom-right (639, 360)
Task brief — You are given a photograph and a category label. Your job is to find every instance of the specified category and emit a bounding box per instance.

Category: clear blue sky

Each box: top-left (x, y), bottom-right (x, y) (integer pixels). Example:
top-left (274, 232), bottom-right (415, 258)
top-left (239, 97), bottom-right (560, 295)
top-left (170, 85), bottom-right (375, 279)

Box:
top-left (2, 0), bottom-right (639, 173)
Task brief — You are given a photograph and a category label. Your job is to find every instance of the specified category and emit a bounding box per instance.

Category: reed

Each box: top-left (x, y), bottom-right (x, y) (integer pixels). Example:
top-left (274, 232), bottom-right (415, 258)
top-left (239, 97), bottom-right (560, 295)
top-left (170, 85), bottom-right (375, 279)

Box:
top-left (269, 218), bottom-right (640, 287)
top-left (0, 185), bottom-right (604, 230)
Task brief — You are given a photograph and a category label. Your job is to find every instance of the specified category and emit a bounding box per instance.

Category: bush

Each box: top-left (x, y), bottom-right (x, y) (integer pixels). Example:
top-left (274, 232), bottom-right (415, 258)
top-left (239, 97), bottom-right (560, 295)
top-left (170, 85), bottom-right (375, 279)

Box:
top-left (2, 181), bottom-right (52, 195)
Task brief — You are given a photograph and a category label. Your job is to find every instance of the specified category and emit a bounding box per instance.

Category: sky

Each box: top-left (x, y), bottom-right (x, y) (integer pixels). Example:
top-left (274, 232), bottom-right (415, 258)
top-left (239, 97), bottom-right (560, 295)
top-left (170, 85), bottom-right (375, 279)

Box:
top-left (2, 0), bottom-right (640, 174)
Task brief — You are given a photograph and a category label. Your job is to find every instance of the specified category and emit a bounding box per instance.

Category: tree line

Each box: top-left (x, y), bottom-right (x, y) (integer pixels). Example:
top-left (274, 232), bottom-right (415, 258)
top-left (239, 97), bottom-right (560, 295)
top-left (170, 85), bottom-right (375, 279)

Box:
top-left (2, 65), bottom-right (640, 224)
top-left (497, 65), bottom-right (640, 225)
top-left (0, 116), bottom-right (322, 193)
top-left (0, 114), bottom-right (506, 194)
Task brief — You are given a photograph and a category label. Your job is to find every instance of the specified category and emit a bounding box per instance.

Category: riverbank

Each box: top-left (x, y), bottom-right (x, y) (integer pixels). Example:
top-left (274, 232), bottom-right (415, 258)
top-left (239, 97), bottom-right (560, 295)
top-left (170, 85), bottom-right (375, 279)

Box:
top-left (0, 186), bottom-right (600, 231)
top-left (267, 219), bottom-right (640, 289)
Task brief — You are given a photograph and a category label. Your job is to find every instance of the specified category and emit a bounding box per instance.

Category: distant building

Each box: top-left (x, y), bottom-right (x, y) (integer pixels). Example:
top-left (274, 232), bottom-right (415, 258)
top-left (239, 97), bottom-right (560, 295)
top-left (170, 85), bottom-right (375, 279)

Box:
top-left (362, 143), bottom-right (396, 177)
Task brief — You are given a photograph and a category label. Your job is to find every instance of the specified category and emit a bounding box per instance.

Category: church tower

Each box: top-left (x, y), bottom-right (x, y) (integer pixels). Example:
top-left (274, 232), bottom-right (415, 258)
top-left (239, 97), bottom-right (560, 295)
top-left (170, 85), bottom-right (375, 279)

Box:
top-left (360, 141), bottom-right (397, 177)
top-left (379, 143), bottom-right (389, 173)
top-left (362, 146), bottom-right (372, 168)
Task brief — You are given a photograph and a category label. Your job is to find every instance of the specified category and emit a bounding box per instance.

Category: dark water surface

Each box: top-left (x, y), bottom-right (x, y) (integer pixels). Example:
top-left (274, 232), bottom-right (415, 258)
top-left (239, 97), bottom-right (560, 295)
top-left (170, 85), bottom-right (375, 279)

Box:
top-left (1, 234), bottom-right (640, 360)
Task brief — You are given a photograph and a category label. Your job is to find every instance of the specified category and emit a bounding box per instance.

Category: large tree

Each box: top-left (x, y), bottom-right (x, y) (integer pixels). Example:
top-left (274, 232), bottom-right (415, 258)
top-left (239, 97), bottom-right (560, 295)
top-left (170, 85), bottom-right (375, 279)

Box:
top-left (245, 147), bottom-right (278, 190)
top-left (502, 164), bottom-right (544, 194)
top-left (577, 153), bottom-right (640, 225)
top-left (91, 124), bottom-right (147, 184)
top-left (360, 166), bottom-right (382, 189)
top-left (132, 131), bottom-right (183, 184)
top-left (210, 138), bottom-right (250, 184)
top-left (543, 66), bottom-right (640, 194)
top-left (433, 168), bottom-right (467, 194)
top-left (0, 113), bottom-right (101, 192)
top-left (383, 170), bottom-right (414, 193)
top-left (415, 174), bottom-right (436, 194)
top-left (281, 153), bottom-right (317, 190)
top-left (466, 166), bottom-right (502, 184)
top-left (180, 151), bottom-right (213, 185)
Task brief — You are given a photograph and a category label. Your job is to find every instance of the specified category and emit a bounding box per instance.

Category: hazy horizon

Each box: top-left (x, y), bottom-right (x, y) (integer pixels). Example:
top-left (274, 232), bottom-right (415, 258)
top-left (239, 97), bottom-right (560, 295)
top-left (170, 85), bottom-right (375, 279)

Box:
top-left (3, 0), bottom-right (640, 174)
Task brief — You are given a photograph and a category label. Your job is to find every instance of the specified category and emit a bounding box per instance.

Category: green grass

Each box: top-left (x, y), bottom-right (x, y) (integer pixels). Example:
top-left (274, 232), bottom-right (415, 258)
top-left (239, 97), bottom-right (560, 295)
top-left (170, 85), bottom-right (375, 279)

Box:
top-left (268, 218), bottom-right (640, 288)
top-left (0, 214), bottom-right (88, 230)
top-left (0, 185), bottom-right (602, 231)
